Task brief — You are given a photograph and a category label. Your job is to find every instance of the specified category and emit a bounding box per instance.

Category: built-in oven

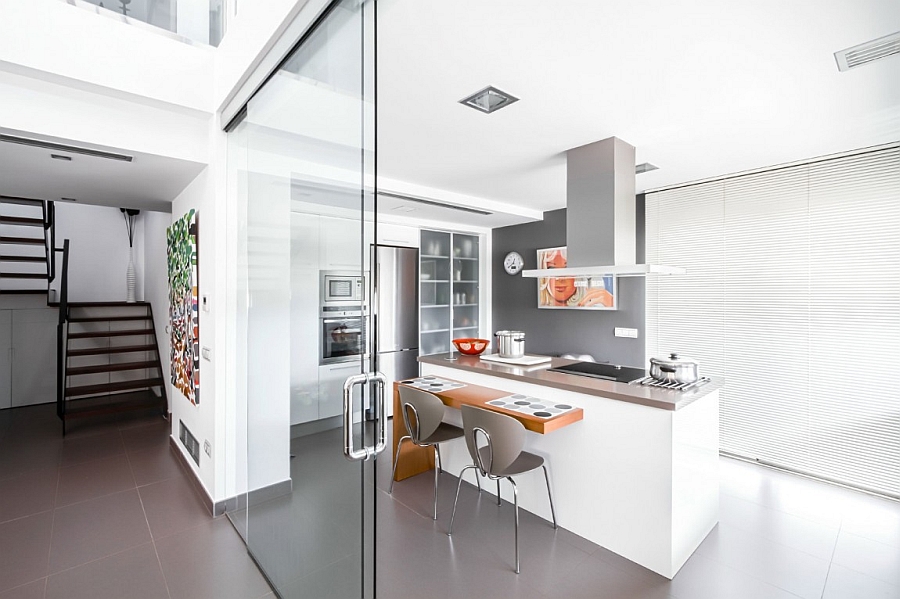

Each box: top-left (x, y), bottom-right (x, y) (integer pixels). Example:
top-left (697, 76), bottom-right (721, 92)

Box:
top-left (320, 309), bottom-right (366, 364)
top-left (321, 271), bottom-right (364, 308)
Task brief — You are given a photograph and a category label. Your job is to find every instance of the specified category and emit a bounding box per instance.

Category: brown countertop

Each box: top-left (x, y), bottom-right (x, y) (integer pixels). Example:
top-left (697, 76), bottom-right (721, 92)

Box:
top-left (418, 353), bottom-right (722, 411)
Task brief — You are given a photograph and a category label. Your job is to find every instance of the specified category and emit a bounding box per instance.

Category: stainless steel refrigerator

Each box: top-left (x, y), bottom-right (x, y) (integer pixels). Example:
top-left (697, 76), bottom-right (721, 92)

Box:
top-left (371, 245), bottom-right (419, 418)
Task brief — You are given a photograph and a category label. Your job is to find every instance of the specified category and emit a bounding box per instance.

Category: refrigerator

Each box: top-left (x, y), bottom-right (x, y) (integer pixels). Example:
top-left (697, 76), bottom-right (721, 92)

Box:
top-left (371, 245), bottom-right (419, 418)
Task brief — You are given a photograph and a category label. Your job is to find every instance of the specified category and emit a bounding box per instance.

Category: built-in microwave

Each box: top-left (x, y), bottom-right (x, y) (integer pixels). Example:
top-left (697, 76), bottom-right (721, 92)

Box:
top-left (321, 271), bottom-right (364, 308)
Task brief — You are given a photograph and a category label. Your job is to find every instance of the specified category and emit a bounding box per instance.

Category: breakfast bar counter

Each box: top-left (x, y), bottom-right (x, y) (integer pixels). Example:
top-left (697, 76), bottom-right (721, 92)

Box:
top-left (409, 353), bottom-right (720, 579)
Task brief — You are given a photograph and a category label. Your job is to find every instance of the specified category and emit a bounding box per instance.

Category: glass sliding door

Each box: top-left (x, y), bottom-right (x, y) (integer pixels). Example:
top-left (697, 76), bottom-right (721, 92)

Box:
top-left (229, 1), bottom-right (379, 597)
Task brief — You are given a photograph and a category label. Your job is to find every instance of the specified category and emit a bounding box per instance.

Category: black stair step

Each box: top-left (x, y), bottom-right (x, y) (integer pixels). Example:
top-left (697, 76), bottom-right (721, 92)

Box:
top-left (67, 360), bottom-right (159, 376)
top-left (0, 255), bottom-right (45, 262)
top-left (63, 392), bottom-right (165, 420)
top-left (67, 344), bottom-right (158, 357)
top-left (0, 196), bottom-right (44, 207)
top-left (0, 273), bottom-right (47, 279)
top-left (68, 328), bottom-right (155, 339)
top-left (0, 216), bottom-right (44, 227)
top-left (65, 377), bottom-right (164, 397)
top-left (0, 236), bottom-right (44, 245)
top-left (68, 301), bottom-right (150, 307)
top-left (69, 315), bottom-right (150, 323)
top-left (0, 289), bottom-right (46, 295)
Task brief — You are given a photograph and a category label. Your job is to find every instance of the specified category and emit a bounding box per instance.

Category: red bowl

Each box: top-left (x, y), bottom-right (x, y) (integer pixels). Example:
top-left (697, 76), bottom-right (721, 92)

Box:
top-left (452, 338), bottom-right (490, 355)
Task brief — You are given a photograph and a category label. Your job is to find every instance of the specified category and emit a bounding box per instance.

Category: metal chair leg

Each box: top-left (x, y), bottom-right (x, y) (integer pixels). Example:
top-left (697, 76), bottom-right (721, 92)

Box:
top-left (433, 448), bottom-right (440, 520)
top-left (496, 478), bottom-right (501, 506)
top-left (388, 435), bottom-right (411, 494)
top-left (448, 465), bottom-right (477, 536)
top-left (435, 443), bottom-right (443, 473)
top-left (510, 477), bottom-right (520, 574)
top-left (542, 464), bottom-right (558, 529)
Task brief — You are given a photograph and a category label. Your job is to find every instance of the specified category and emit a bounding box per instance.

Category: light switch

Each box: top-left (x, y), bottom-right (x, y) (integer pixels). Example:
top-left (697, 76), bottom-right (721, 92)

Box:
top-left (615, 327), bottom-right (639, 338)
top-left (202, 295), bottom-right (210, 312)
top-left (202, 346), bottom-right (211, 361)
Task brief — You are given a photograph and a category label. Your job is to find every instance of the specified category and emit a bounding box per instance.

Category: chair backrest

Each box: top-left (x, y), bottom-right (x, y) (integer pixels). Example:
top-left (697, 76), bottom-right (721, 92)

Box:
top-left (460, 405), bottom-right (526, 476)
top-left (398, 386), bottom-right (446, 443)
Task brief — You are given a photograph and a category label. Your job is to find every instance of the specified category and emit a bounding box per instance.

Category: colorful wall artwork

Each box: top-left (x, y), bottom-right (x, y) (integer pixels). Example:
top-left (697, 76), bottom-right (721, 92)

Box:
top-left (167, 209), bottom-right (200, 405)
top-left (536, 246), bottom-right (617, 310)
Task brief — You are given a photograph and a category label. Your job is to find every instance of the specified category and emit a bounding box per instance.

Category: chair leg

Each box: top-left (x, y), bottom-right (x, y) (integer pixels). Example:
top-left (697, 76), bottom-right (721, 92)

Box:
top-left (435, 444), bottom-right (443, 473)
top-left (496, 478), bottom-right (501, 506)
top-left (509, 477), bottom-right (520, 574)
top-left (448, 465), bottom-right (477, 536)
top-left (542, 464), bottom-right (558, 529)
top-left (433, 449), bottom-right (440, 520)
top-left (388, 435), bottom-right (411, 494)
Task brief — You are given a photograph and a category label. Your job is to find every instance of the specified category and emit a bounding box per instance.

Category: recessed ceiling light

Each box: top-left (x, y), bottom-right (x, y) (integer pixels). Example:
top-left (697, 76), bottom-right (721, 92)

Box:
top-left (459, 86), bottom-right (519, 114)
top-left (50, 154), bottom-right (72, 161)
top-left (835, 30), bottom-right (900, 71)
top-left (0, 133), bottom-right (133, 162)
top-left (60, 197), bottom-right (78, 202)
top-left (636, 163), bottom-right (659, 174)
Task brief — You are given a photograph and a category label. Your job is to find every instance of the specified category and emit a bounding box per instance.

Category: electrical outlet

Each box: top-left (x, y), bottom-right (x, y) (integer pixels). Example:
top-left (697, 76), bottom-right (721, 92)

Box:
top-left (202, 347), bottom-right (211, 361)
top-left (615, 327), bottom-right (639, 338)
top-left (204, 440), bottom-right (212, 457)
top-left (202, 295), bottom-right (210, 312)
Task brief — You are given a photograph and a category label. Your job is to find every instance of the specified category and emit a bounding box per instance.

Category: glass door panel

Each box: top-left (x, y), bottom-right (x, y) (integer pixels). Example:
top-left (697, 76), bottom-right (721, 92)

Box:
top-left (230, 1), bottom-right (378, 597)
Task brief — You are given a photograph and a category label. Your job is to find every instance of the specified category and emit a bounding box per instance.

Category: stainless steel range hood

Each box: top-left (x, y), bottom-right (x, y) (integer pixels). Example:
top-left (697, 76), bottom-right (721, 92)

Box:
top-left (522, 136), bottom-right (684, 278)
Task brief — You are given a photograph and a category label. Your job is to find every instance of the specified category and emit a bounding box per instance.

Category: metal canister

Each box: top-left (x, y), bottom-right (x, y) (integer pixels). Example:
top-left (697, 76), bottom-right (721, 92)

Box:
top-left (494, 330), bottom-right (526, 358)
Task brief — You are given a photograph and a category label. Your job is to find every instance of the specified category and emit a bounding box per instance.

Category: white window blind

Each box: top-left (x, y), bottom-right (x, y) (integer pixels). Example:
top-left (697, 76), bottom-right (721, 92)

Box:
top-left (646, 145), bottom-right (900, 497)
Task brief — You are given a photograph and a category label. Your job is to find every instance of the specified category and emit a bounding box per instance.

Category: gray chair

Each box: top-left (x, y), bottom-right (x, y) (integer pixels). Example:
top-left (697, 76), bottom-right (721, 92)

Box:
top-left (388, 386), bottom-right (474, 519)
top-left (448, 404), bottom-right (558, 574)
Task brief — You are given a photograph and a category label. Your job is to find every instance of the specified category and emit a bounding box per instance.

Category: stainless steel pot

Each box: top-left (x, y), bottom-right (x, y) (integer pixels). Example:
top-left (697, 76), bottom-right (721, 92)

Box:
top-left (495, 330), bottom-right (525, 359)
top-left (649, 353), bottom-right (699, 384)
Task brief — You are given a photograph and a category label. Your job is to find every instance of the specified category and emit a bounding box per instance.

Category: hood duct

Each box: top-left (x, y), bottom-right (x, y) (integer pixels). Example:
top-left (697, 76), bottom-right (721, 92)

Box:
top-left (522, 136), bottom-right (684, 278)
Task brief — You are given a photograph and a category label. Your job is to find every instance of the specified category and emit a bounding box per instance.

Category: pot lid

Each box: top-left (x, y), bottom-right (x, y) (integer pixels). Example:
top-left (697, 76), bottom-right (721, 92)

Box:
top-left (495, 330), bottom-right (525, 336)
top-left (650, 353), bottom-right (697, 367)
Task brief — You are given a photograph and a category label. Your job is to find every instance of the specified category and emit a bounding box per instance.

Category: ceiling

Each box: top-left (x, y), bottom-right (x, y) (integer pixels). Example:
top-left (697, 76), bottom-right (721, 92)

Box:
top-left (377, 0), bottom-right (900, 213)
top-left (0, 129), bottom-right (206, 212)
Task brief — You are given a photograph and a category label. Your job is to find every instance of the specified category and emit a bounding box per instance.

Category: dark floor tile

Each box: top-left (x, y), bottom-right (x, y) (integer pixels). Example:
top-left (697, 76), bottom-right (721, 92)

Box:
top-left (45, 542), bottom-right (168, 599)
top-left (0, 579), bottom-right (45, 599)
top-left (120, 421), bottom-right (171, 455)
top-left (823, 563), bottom-right (900, 599)
top-left (127, 444), bottom-right (185, 487)
top-left (276, 555), bottom-right (367, 599)
top-left (0, 511), bottom-right (53, 593)
top-left (55, 453), bottom-right (136, 507)
top-left (48, 489), bottom-right (151, 574)
top-left (138, 475), bottom-right (211, 540)
top-left (0, 437), bottom-right (62, 480)
top-left (59, 431), bottom-right (125, 467)
top-left (0, 467), bottom-right (58, 524)
top-left (553, 551), bottom-right (672, 599)
top-left (155, 517), bottom-right (271, 599)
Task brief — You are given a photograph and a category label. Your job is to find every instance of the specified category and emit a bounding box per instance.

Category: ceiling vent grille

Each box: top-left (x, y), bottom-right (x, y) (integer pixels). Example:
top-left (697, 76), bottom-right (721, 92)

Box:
top-left (0, 133), bottom-right (133, 162)
top-left (459, 86), bottom-right (519, 114)
top-left (835, 31), bottom-right (900, 71)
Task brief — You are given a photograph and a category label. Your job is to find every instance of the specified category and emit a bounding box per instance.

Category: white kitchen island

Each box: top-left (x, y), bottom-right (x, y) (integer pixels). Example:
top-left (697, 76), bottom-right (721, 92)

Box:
top-left (418, 353), bottom-right (720, 579)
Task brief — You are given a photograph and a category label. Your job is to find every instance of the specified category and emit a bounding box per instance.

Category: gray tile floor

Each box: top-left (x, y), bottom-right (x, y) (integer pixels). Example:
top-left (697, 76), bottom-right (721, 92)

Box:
top-left (3, 402), bottom-right (900, 599)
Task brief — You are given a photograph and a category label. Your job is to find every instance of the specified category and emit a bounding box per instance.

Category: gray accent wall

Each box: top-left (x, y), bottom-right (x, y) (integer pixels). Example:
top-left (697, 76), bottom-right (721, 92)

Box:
top-left (491, 198), bottom-right (646, 367)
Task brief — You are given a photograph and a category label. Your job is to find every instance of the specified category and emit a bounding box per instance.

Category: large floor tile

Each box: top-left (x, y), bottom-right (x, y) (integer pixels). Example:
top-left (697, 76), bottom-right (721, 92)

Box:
top-left (0, 467), bottom-right (58, 524)
top-left (823, 563), bottom-right (900, 599)
top-left (55, 453), bottom-right (136, 507)
top-left (45, 542), bottom-right (168, 599)
top-left (156, 517), bottom-right (271, 599)
top-left (138, 475), bottom-right (211, 540)
top-left (127, 444), bottom-right (186, 487)
top-left (695, 523), bottom-right (830, 599)
top-left (59, 431), bottom-right (125, 467)
top-left (0, 511), bottom-right (53, 593)
top-left (668, 552), bottom-right (807, 599)
top-left (48, 488), bottom-right (151, 574)
top-left (0, 437), bottom-right (62, 479)
top-left (120, 421), bottom-right (171, 455)
top-left (832, 530), bottom-right (900, 587)
top-left (0, 579), bottom-right (46, 599)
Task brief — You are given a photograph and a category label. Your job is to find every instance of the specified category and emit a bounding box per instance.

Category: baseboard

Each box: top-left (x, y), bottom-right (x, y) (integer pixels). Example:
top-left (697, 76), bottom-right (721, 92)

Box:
top-left (168, 437), bottom-right (292, 517)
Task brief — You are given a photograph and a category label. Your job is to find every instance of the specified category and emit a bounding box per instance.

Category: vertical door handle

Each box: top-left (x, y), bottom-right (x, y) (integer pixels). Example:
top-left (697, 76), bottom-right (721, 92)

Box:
top-left (342, 372), bottom-right (387, 461)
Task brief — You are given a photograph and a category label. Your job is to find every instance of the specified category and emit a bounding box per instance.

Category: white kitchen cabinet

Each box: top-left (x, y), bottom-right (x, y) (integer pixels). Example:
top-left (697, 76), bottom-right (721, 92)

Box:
top-left (291, 213), bottom-right (320, 269)
top-left (290, 212), bottom-right (321, 425)
top-left (318, 361), bottom-right (363, 419)
top-left (319, 215), bottom-right (362, 271)
top-left (377, 223), bottom-right (419, 248)
top-left (0, 311), bottom-right (11, 410)
top-left (11, 308), bottom-right (57, 407)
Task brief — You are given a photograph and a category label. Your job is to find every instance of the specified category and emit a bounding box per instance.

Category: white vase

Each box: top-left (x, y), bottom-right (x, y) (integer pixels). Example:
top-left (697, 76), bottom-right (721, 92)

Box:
top-left (126, 247), bottom-right (136, 303)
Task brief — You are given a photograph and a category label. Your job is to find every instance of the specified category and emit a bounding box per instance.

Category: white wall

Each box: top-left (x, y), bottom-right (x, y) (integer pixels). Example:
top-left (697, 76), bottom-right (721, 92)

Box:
top-left (55, 202), bottom-right (144, 302)
top-left (0, 0), bottom-right (214, 112)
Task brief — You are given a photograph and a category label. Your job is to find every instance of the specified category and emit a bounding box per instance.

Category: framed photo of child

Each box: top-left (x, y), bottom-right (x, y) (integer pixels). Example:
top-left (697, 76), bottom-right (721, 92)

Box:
top-left (536, 246), bottom-right (616, 310)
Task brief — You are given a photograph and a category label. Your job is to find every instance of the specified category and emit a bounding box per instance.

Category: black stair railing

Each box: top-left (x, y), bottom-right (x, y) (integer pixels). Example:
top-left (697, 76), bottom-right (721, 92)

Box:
top-left (45, 200), bottom-right (56, 283)
top-left (56, 239), bottom-right (69, 423)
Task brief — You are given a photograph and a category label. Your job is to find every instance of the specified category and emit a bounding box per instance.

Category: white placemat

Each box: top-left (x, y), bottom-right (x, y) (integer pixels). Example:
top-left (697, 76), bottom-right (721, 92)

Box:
top-left (399, 376), bottom-right (466, 392)
top-left (479, 353), bottom-right (553, 366)
top-left (485, 394), bottom-right (577, 419)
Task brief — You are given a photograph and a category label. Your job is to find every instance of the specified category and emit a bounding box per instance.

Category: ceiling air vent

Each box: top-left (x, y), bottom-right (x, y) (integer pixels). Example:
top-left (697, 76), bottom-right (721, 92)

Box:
top-left (835, 31), bottom-right (900, 72)
top-left (459, 86), bottom-right (519, 114)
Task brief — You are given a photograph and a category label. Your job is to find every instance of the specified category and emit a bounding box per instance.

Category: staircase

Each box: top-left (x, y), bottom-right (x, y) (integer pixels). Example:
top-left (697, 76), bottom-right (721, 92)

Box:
top-left (60, 302), bottom-right (167, 433)
top-left (0, 196), bottom-right (53, 295)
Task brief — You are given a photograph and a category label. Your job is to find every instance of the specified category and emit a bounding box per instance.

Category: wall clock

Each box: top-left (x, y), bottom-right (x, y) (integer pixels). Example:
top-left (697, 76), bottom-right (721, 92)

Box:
top-left (504, 251), bottom-right (524, 275)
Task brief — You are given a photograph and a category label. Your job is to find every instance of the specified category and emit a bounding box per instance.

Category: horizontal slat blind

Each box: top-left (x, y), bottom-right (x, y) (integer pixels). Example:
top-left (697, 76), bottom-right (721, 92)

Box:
top-left (647, 145), bottom-right (900, 497)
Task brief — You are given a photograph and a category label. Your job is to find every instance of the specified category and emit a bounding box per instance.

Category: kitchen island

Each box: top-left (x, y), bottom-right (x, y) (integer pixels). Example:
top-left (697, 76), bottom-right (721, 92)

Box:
top-left (417, 353), bottom-right (721, 579)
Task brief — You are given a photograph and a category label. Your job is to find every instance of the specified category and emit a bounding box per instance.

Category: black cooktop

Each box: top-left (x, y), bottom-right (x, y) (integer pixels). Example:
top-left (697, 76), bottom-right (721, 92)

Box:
top-left (548, 362), bottom-right (647, 384)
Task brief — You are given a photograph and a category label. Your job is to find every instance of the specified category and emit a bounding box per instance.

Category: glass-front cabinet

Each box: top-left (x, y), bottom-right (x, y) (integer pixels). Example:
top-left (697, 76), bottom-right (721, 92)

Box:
top-left (420, 229), bottom-right (480, 355)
